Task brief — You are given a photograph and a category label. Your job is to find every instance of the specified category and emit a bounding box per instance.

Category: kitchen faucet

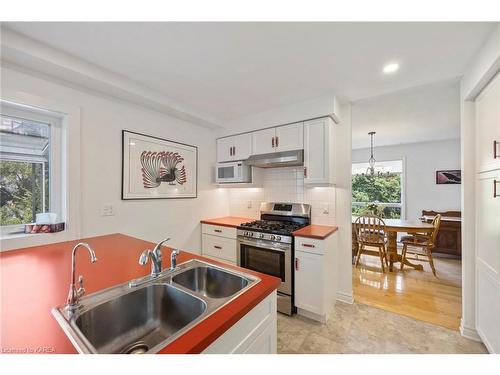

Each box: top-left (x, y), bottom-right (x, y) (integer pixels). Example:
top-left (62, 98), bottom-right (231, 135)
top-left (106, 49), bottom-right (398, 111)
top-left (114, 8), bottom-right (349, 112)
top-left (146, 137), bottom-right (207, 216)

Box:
top-left (67, 242), bottom-right (97, 310)
top-left (139, 238), bottom-right (172, 277)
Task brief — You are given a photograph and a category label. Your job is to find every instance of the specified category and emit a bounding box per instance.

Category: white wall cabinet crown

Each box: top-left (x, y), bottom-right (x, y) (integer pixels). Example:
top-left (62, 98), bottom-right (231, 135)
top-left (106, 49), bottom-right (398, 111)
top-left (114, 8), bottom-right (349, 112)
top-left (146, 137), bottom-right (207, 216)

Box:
top-left (251, 122), bottom-right (304, 156)
top-left (217, 133), bottom-right (252, 163)
top-left (303, 117), bottom-right (335, 185)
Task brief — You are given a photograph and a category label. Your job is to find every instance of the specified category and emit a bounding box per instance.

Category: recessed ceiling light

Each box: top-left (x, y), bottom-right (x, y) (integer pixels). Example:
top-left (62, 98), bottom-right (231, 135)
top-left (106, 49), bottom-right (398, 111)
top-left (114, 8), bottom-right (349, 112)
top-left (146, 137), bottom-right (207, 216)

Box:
top-left (383, 62), bottom-right (399, 74)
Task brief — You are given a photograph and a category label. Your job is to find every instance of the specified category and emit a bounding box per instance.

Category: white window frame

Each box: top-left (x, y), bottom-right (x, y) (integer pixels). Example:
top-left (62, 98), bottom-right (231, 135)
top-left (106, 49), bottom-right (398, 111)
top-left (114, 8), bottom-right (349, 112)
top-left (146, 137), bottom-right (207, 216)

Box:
top-left (0, 92), bottom-right (81, 251)
top-left (0, 105), bottom-right (63, 236)
top-left (351, 158), bottom-right (407, 220)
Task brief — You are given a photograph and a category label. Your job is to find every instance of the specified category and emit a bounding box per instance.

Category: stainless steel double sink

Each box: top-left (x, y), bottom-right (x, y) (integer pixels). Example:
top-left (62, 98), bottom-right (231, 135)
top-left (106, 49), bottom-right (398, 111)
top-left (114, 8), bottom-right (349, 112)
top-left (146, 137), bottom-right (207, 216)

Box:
top-left (52, 259), bottom-right (260, 354)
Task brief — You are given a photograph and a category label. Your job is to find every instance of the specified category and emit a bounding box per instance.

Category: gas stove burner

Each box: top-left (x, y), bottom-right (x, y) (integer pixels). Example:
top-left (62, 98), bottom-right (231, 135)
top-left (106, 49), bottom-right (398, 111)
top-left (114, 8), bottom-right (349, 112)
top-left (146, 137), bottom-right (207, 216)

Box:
top-left (239, 220), bottom-right (307, 235)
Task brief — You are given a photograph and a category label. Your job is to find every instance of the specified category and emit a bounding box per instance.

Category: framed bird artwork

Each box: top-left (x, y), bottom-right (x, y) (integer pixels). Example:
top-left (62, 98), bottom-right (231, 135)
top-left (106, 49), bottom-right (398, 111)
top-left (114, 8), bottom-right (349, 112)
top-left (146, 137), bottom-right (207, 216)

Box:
top-left (122, 130), bottom-right (197, 199)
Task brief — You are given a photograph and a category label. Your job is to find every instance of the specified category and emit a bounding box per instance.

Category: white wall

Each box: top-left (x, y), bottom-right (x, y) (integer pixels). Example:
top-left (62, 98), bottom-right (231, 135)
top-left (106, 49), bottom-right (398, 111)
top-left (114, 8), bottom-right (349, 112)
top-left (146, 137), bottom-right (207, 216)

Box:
top-left (1, 65), bottom-right (229, 252)
top-left (352, 139), bottom-right (461, 220)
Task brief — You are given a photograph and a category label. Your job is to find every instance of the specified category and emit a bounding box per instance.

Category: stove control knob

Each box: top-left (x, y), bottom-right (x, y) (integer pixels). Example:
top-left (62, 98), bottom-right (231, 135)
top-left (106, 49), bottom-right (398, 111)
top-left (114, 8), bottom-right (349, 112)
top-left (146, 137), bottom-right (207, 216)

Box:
top-left (259, 233), bottom-right (265, 239)
top-left (276, 236), bottom-right (281, 241)
top-left (244, 231), bottom-right (249, 236)
top-left (248, 232), bottom-right (254, 237)
top-left (270, 235), bottom-right (276, 241)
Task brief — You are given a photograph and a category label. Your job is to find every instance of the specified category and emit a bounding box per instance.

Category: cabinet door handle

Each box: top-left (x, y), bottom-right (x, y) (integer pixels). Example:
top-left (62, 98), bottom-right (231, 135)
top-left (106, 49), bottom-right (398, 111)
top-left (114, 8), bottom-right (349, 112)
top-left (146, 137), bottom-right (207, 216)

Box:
top-left (302, 243), bottom-right (315, 248)
top-left (276, 136), bottom-right (279, 147)
top-left (272, 137), bottom-right (275, 148)
top-left (494, 140), bottom-right (499, 159)
top-left (304, 167), bottom-right (307, 177)
top-left (214, 245), bottom-right (222, 250)
top-left (295, 258), bottom-right (299, 270)
top-left (214, 229), bottom-right (222, 233)
top-left (495, 180), bottom-right (499, 198)
top-left (233, 146), bottom-right (236, 156)
top-left (229, 147), bottom-right (232, 156)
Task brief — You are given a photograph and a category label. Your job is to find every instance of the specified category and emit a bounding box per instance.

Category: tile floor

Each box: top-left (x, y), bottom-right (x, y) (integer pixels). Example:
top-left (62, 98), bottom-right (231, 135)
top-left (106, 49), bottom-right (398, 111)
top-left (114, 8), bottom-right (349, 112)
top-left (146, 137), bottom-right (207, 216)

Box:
top-left (277, 302), bottom-right (487, 354)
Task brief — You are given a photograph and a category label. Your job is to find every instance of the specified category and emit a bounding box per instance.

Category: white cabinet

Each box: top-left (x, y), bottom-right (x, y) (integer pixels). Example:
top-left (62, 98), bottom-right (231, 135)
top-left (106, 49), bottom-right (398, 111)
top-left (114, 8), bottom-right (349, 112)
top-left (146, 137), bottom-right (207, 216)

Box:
top-left (252, 128), bottom-right (276, 155)
top-left (217, 137), bottom-right (234, 163)
top-left (275, 122), bottom-right (304, 152)
top-left (252, 122), bottom-right (304, 156)
top-left (201, 224), bottom-right (237, 265)
top-left (216, 133), bottom-right (252, 163)
top-left (475, 71), bottom-right (500, 173)
top-left (295, 250), bottom-right (325, 316)
top-left (475, 169), bottom-right (500, 353)
top-left (202, 291), bottom-right (277, 354)
top-left (294, 233), bottom-right (337, 323)
top-left (303, 117), bottom-right (335, 185)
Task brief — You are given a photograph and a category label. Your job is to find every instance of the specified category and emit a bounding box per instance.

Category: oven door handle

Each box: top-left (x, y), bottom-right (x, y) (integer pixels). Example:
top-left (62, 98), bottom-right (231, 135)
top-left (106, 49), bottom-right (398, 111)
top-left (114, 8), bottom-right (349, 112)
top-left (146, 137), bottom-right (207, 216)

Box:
top-left (237, 238), bottom-right (290, 252)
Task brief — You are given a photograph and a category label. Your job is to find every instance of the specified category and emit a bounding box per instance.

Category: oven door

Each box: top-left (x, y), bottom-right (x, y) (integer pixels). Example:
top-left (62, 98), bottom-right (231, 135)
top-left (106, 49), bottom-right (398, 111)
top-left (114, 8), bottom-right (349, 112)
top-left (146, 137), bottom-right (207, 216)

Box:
top-left (237, 238), bottom-right (291, 295)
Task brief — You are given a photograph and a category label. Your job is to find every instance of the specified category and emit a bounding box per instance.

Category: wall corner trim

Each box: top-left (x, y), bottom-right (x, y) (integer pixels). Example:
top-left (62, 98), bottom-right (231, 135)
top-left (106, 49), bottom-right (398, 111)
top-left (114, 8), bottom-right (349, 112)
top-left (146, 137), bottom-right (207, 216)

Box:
top-left (460, 319), bottom-right (482, 342)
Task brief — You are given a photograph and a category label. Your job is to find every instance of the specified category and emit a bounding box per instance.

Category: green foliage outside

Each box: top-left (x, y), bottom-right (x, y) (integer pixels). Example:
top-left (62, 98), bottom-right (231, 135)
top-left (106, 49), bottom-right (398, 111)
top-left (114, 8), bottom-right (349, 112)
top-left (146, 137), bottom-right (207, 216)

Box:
top-left (0, 160), bottom-right (48, 225)
top-left (352, 173), bottom-right (401, 219)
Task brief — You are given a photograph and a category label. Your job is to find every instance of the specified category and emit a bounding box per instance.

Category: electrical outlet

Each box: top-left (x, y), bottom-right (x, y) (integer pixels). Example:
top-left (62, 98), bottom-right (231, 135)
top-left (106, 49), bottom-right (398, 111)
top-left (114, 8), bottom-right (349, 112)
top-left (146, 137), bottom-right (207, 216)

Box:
top-left (101, 204), bottom-right (115, 216)
top-left (247, 200), bottom-right (252, 209)
top-left (322, 203), bottom-right (330, 215)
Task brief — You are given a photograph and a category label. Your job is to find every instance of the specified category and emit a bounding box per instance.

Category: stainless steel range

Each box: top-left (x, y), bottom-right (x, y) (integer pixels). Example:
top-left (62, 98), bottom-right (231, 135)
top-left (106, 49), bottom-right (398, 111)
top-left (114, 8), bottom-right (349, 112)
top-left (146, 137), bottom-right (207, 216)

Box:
top-left (237, 202), bottom-right (311, 315)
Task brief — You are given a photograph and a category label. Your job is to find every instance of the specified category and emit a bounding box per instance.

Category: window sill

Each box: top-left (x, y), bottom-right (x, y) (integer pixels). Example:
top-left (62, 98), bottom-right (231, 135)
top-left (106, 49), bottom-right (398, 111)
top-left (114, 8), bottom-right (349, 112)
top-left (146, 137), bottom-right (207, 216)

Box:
top-left (0, 229), bottom-right (71, 252)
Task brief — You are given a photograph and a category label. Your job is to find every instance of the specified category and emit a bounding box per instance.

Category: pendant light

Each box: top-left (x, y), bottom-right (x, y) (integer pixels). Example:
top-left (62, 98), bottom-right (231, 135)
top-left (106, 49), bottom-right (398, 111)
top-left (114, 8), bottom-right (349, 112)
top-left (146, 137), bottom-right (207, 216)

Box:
top-left (367, 131), bottom-right (377, 176)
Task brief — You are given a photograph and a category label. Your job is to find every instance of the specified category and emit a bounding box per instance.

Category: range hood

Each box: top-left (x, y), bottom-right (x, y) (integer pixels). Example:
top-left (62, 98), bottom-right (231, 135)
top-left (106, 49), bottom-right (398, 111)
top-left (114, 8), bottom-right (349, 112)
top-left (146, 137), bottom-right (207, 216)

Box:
top-left (245, 150), bottom-right (304, 168)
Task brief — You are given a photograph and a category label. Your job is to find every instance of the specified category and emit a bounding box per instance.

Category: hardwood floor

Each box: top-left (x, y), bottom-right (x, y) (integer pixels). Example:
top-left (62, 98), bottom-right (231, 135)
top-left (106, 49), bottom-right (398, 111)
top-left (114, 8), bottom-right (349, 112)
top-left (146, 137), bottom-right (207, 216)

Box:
top-left (353, 252), bottom-right (462, 330)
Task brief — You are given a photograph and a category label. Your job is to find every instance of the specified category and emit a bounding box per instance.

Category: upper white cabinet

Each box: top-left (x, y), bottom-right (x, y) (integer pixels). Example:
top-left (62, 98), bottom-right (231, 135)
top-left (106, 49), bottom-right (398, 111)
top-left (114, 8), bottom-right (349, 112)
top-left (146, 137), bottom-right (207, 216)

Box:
top-left (252, 122), bottom-right (304, 156)
top-left (252, 128), bottom-right (276, 155)
top-left (275, 122), bottom-right (304, 152)
top-left (475, 72), bottom-right (500, 173)
top-left (303, 117), bottom-right (335, 185)
top-left (217, 133), bottom-right (252, 162)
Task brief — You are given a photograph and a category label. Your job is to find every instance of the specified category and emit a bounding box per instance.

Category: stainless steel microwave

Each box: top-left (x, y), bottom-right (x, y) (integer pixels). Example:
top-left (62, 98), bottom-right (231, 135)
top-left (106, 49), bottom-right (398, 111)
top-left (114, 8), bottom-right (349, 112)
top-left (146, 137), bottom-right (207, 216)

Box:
top-left (215, 162), bottom-right (252, 184)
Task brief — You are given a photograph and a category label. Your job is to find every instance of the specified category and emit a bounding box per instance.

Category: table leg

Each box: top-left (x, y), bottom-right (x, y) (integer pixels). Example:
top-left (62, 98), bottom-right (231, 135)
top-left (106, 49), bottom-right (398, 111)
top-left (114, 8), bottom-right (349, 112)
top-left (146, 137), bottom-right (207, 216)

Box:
top-left (387, 232), bottom-right (398, 271)
top-left (387, 231), bottom-right (424, 271)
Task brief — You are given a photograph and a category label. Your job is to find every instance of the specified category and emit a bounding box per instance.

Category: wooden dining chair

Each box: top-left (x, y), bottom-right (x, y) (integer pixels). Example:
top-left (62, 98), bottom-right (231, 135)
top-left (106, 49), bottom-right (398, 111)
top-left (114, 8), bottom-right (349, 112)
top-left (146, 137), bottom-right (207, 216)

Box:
top-left (354, 215), bottom-right (388, 273)
top-left (400, 214), bottom-right (441, 276)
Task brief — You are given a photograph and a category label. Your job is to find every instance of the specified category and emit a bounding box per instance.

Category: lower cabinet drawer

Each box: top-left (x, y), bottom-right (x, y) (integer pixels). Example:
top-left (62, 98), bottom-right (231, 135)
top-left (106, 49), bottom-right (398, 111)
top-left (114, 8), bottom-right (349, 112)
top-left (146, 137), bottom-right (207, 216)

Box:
top-left (295, 236), bottom-right (325, 254)
top-left (202, 234), bottom-right (237, 263)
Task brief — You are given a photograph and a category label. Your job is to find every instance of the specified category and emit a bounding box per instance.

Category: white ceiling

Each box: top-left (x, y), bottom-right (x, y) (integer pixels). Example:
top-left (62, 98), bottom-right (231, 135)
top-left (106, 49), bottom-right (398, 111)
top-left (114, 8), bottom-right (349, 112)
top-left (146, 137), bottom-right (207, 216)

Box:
top-left (351, 79), bottom-right (460, 149)
top-left (3, 22), bottom-right (496, 123)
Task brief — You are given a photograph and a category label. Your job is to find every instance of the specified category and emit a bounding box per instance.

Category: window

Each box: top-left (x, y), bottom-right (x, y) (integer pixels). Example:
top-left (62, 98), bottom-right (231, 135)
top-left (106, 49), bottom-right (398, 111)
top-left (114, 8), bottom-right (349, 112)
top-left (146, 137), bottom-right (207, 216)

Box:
top-left (0, 104), bottom-right (62, 235)
top-left (351, 160), bottom-right (404, 219)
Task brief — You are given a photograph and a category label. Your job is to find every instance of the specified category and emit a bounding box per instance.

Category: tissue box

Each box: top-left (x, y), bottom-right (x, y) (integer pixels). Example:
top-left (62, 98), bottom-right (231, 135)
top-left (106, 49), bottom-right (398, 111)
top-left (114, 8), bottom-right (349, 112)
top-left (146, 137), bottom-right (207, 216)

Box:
top-left (25, 222), bottom-right (65, 234)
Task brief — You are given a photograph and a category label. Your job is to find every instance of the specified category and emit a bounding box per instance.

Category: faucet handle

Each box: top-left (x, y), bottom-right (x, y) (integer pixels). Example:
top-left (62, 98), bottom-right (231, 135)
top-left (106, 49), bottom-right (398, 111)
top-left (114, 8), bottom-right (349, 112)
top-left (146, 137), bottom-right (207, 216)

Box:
top-left (139, 249), bottom-right (152, 265)
top-left (77, 275), bottom-right (85, 298)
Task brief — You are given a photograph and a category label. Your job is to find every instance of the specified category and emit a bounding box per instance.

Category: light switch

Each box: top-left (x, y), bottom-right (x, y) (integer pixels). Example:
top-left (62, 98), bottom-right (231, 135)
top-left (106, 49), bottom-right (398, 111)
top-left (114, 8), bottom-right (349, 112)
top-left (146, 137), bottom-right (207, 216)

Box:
top-left (101, 204), bottom-right (115, 216)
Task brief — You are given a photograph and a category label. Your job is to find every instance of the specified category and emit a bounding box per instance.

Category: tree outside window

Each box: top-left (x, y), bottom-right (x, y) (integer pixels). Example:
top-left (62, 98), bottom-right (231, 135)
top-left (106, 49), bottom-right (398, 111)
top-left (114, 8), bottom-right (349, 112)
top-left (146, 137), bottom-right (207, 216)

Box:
top-left (351, 160), bottom-right (403, 219)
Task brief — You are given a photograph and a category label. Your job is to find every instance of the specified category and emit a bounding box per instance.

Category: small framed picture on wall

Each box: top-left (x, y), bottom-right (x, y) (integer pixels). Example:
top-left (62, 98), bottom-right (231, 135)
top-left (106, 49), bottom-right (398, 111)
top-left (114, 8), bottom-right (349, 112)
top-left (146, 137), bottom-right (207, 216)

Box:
top-left (436, 170), bottom-right (461, 185)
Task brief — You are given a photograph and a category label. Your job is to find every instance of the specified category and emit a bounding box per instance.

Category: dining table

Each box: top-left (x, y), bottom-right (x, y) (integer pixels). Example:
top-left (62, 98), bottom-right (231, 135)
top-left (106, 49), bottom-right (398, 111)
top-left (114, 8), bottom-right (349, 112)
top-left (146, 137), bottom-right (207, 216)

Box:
top-left (352, 216), bottom-right (435, 271)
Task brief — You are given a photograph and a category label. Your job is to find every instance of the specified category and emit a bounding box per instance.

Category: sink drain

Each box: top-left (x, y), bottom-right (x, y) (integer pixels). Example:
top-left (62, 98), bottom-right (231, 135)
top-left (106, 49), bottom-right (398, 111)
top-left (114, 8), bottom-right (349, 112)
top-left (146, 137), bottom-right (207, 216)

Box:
top-left (120, 341), bottom-right (149, 354)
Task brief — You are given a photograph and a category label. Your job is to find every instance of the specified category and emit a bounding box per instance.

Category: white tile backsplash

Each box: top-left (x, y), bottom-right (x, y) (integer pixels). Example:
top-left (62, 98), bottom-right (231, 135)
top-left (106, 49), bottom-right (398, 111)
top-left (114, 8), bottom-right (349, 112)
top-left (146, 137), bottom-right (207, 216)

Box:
top-left (224, 167), bottom-right (336, 225)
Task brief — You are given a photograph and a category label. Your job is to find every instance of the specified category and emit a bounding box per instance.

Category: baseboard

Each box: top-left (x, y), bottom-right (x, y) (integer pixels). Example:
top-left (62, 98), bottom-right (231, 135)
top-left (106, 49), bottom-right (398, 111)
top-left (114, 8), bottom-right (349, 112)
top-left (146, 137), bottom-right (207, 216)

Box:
top-left (297, 308), bottom-right (327, 323)
top-left (460, 319), bottom-right (482, 342)
top-left (336, 291), bottom-right (354, 304)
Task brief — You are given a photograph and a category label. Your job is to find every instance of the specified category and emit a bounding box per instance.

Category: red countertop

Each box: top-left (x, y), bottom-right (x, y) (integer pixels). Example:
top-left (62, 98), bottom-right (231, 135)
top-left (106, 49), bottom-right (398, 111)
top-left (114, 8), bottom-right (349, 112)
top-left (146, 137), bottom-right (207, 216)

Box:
top-left (0, 233), bottom-right (280, 354)
top-left (293, 224), bottom-right (339, 239)
top-left (200, 216), bottom-right (254, 228)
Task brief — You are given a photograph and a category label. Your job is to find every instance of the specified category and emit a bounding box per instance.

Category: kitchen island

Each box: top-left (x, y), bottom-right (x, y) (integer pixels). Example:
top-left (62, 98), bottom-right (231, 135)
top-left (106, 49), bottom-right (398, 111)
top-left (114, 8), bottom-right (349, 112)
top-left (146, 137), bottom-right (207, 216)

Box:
top-left (0, 233), bottom-right (280, 354)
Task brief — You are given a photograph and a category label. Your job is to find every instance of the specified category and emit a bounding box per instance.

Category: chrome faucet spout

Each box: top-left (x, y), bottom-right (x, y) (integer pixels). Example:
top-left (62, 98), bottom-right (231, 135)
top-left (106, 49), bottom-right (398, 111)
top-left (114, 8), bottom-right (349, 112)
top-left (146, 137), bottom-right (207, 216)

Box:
top-left (67, 242), bottom-right (97, 310)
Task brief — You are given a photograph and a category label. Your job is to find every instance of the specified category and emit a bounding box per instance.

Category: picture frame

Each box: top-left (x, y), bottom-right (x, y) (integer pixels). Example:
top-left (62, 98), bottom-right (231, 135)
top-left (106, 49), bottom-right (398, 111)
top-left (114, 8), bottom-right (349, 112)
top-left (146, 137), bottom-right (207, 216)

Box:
top-left (121, 130), bottom-right (198, 199)
top-left (435, 170), bottom-right (461, 185)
